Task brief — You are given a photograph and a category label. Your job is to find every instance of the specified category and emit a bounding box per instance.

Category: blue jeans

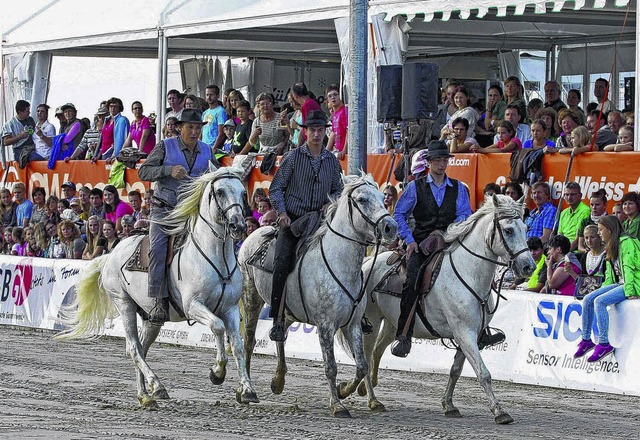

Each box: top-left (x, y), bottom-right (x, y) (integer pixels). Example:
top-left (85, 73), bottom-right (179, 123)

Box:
top-left (581, 283), bottom-right (626, 344)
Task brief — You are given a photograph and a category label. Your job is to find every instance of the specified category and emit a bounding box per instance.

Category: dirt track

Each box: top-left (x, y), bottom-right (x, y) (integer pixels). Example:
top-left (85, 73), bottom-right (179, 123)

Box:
top-left (1, 326), bottom-right (638, 440)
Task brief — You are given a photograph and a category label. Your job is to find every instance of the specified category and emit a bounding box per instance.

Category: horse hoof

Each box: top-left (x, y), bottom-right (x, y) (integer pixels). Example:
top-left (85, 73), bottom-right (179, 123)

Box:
top-left (152, 388), bottom-right (170, 400)
top-left (356, 381), bottom-right (367, 397)
top-left (369, 400), bottom-right (386, 413)
top-left (445, 409), bottom-right (462, 418)
top-left (236, 388), bottom-right (260, 404)
top-left (270, 378), bottom-right (285, 395)
top-left (495, 413), bottom-right (514, 424)
top-left (336, 381), bottom-right (349, 400)
top-left (333, 408), bottom-right (352, 418)
top-left (138, 395), bottom-right (158, 410)
top-left (209, 369), bottom-right (225, 385)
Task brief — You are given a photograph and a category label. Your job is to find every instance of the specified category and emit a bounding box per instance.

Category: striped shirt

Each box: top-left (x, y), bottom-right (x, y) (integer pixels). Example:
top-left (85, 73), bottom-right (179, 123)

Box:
top-left (269, 145), bottom-right (343, 217)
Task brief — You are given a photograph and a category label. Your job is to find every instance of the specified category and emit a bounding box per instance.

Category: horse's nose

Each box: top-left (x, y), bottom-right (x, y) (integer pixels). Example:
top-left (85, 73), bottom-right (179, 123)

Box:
top-left (522, 264), bottom-right (534, 276)
top-left (380, 217), bottom-right (398, 240)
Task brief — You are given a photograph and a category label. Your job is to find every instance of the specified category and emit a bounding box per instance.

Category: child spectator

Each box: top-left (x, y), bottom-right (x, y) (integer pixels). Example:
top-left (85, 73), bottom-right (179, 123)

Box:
top-left (162, 117), bottom-right (179, 138)
top-left (82, 215), bottom-right (104, 260)
top-left (220, 119), bottom-right (236, 153)
top-left (98, 220), bottom-right (120, 254)
top-left (566, 224), bottom-right (606, 280)
top-left (524, 119), bottom-right (555, 150)
top-left (24, 226), bottom-right (42, 257)
top-left (255, 199), bottom-right (272, 223)
top-left (542, 234), bottom-right (581, 296)
top-left (44, 220), bottom-right (61, 258)
top-left (103, 185), bottom-right (134, 233)
top-left (1, 227), bottom-right (12, 254)
top-left (56, 219), bottom-right (84, 259)
top-left (574, 215), bottom-right (640, 362)
top-left (11, 227), bottom-right (27, 256)
top-left (560, 125), bottom-right (592, 155)
top-left (57, 199), bottom-right (70, 218)
top-left (483, 183), bottom-right (502, 200)
top-left (442, 117), bottom-right (478, 153)
top-left (603, 125), bottom-right (634, 152)
top-left (45, 195), bottom-right (60, 224)
top-left (515, 237), bottom-right (546, 292)
top-left (120, 214), bottom-right (136, 238)
top-left (0, 188), bottom-right (17, 227)
top-left (33, 222), bottom-right (49, 258)
top-left (249, 187), bottom-right (267, 220)
top-left (231, 100), bottom-right (254, 155)
top-left (472, 121), bottom-right (521, 153)
top-left (235, 216), bottom-right (260, 253)
top-left (620, 191), bottom-right (640, 239)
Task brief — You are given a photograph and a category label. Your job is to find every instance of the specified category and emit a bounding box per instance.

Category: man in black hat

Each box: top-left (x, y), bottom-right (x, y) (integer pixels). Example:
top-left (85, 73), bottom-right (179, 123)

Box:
top-left (139, 108), bottom-right (221, 325)
top-left (391, 140), bottom-right (472, 357)
top-left (267, 109), bottom-right (343, 341)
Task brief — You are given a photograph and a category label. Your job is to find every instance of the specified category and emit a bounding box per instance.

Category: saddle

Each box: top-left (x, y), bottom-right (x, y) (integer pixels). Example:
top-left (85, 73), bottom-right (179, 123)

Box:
top-left (124, 233), bottom-right (183, 272)
top-left (246, 229), bottom-right (278, 272)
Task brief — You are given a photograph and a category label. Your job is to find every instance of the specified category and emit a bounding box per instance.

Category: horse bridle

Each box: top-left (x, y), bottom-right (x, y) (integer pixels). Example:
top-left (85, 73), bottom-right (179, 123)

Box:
top-left (321, 181), bottom-right (392, 329)
top-left (185, 172), bottom-right (245, 314)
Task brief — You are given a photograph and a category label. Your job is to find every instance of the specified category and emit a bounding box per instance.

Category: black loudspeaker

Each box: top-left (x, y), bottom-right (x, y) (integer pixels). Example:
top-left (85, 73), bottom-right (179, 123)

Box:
top-left (624, 77), bottom-right (635, 111)
top-left (377, 65), bottom-right (403, 122)
top-left (401, 62), bottom-right (439, 120)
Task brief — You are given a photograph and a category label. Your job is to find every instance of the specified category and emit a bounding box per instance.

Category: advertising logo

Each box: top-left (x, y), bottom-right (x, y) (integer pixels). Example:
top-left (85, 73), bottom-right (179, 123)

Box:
top-left (12, 258), bottom-right (34, 306)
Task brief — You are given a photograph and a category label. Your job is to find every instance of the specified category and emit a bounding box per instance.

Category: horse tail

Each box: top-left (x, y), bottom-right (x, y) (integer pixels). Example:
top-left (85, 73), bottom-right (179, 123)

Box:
top-left (55, 256), bottom-right (116, 341)
top-left (336, 329), bottom-right (355, 360)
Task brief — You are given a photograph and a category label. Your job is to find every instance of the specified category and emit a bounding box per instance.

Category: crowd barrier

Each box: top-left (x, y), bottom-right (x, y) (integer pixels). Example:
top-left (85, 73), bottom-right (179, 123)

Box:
top-left (2, 255), bottom-right (639, 397)
top-left (1, 152), bottom-right (639, 210)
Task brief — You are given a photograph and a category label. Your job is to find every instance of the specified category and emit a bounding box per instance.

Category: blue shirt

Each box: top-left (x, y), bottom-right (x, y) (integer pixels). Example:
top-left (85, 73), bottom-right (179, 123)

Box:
top-left (525, 201), bottom-right (557, 238)
top-left (202, 106), bottom-right (227, 146)
top-left (394, 174), bottom-right (472, 245)
top-left (16, 199), bottom-right (33, 227)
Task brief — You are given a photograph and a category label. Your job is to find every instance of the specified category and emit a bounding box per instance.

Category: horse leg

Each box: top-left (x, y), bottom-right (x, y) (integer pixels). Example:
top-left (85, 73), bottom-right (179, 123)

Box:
top-left (270, 318), bottom-right (291, 395)
top-left (241, 274), bottom-right (264, 377)
top-left (442, 348), bottom-right (465, 418)
top-left (187, 301), bottom-right (228, 386)
top-left (338, 323), bottom-right (386, 413)
top-left (116, 301), bottom-right (163, 409)
top-left (138, 319), bottom-right (169, 400)
top-left (358, 317), bottom-right (395, 397)
top-left (221, 305), bottom-right (259, 404)
top-left (317, 325), bottom-right (350, 418)
top-left (456, 332), bottom-right (513, 424)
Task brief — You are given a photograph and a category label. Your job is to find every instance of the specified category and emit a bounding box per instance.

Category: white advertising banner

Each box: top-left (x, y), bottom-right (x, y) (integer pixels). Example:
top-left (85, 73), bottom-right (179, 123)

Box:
top-left (2, 255), bottom-right (639, 397)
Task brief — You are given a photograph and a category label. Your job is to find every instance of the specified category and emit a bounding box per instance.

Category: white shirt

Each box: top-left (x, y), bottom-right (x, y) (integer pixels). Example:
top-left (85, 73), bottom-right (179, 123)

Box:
top-left (33, 120), bottom-right (56, 159)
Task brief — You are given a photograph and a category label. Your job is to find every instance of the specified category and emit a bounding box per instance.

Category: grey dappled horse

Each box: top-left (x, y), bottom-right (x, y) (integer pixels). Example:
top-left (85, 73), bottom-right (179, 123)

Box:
top-left (349, 194), bottom-right (535, 424)
top-left (238, 174), bottom-right (398, 417)
top-left (56, 167), bottom-right (259, 408)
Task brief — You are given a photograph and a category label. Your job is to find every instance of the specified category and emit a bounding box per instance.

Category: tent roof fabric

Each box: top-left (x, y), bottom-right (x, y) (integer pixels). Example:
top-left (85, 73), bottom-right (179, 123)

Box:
top-left (2, 0), bottom-right (634, 59)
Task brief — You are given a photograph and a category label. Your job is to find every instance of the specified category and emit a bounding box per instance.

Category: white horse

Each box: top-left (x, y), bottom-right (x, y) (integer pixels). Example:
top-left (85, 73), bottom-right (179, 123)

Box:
top-left (346, 194), bottom-right (535, 424)
top-left (238, 174), bottom-right (398, 417)
top-left (56, 167), bottom-right (259, 408)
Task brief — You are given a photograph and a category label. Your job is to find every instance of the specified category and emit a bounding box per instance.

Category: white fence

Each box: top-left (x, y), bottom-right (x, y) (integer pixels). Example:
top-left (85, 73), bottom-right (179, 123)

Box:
top-left (2, 255), bottom-right (638, 396)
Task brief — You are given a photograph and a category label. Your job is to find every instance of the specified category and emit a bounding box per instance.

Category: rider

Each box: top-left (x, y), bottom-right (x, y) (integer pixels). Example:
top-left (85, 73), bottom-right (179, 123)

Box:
top-left (268, 110), bottom-right (343, 342)
top-left (138, 108), bottom-right (220, 325)
top-left (391, 140), bottom-right (473, 357)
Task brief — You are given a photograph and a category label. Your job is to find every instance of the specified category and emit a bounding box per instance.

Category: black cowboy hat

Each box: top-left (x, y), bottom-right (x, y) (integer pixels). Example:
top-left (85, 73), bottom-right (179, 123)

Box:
top-left (299, 110), bottom-right (330, 128)
top-left (176, 108), bottom-right (206, 125)
top-left (425, 140), bottom-right (454, 161)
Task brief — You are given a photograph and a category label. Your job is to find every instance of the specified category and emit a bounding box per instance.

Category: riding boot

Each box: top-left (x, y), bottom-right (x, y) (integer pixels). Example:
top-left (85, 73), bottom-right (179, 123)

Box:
top-left (269, 223), bottom-right (299, 341)
top-left (391, 250), bottom-right (427, 357)
top-left (361, 315), bottom-right (373, 334)
top-left (149, 297), bottom-right (170, 325)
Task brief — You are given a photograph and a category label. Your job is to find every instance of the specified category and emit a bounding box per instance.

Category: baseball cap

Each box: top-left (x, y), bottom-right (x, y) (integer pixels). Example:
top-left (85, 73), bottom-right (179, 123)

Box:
top-left (60, 103), bottom-right (76, 112)
top-left (61, 181), bottom-right (76, 190)
top-left (69, 199), bottom-right (81, 207)
top-left (223, 119), bottom-right (236, 128)
top-left (55, 107), bottom-right (64, 116)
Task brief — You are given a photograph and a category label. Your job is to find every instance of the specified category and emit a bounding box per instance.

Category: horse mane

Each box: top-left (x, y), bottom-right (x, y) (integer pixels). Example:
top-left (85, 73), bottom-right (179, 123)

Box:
top-left (307, 172), bottom-right (375, 249)
top-left (158, 166), bottom-right (243, 237)
top-left (443, 194), bottom-right (524, 249)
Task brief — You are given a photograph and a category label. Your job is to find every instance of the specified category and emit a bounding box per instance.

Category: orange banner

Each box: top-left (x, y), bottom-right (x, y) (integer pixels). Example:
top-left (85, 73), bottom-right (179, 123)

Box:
top-left (3, 152), bottom-right (639, 212)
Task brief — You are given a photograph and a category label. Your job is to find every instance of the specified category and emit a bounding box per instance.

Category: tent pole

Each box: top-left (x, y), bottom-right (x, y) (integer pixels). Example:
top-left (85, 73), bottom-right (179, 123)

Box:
top-left (157, 28), bottom-right (165, 138)
top-left (161, 33), bottom-right (169, 133)
top-left (635, 0), bottom-right (640, 151)
top-left (347, 0), bottom-right (368, 174)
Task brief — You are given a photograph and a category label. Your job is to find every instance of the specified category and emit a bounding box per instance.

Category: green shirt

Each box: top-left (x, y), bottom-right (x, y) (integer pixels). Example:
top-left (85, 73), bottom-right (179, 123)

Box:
top-left (623, 215), bottom-right (640, 240)
top-left (557, 202), bottom-right (590, 242)
top-left (526, 257), bottom-right (546, 290)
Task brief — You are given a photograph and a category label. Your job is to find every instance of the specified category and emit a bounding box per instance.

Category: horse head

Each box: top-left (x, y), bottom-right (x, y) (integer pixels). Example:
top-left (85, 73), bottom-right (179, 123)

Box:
top-left (342, 174), bottom-right (398, 243)
top-left (205, 166), bottom-right (247, 240)
top-left (486, 194), bottom-right (535, 278)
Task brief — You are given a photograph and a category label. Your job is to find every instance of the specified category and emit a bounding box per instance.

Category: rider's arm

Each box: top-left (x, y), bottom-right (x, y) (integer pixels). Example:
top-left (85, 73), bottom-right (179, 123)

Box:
top-left (328, 155), bottom-right (344, 199)
top-left (393, 182), bottom-right (417, 244)
top-left (138, 141), bottom-right (170, 182)
top-left (455, 181), bottom-right (473, 222)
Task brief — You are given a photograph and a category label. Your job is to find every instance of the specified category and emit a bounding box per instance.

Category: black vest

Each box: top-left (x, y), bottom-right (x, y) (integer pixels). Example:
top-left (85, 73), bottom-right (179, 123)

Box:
top-left (412, 176), bottom-right (459, 243)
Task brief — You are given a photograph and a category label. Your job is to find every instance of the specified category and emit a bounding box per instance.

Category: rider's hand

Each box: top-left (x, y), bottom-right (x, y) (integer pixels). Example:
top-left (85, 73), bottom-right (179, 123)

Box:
top-left (277, 212), bottom-right (291, 228)
top-left (170, 165), bottom-right (188, 179)
top-left (405, 242), bottom-right (419, 260)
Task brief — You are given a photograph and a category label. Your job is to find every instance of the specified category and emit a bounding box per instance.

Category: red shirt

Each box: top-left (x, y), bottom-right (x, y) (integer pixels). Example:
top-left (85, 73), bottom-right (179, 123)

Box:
top-left (300, 98), bottom-right (322, 143)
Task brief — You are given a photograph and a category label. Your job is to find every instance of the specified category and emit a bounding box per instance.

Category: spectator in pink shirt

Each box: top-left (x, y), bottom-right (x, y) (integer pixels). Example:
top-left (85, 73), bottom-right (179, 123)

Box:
top-left (122, 101), bottom-right (156, 154)
top-left (325, 84), bottom-right (348, 160)
top-left (103, 184), bottom-right (134, 233)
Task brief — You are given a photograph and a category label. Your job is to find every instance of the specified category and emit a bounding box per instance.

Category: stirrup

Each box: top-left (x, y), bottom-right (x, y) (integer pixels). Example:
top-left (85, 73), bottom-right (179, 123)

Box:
top-left (148, 297), bottom-right (170, 325)
top-left (269, 321), bottom-right (287, 342)
top-left (361, 316), bottom-right (373, 335)
top-left (478, 327), bottom-right (506, 350)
